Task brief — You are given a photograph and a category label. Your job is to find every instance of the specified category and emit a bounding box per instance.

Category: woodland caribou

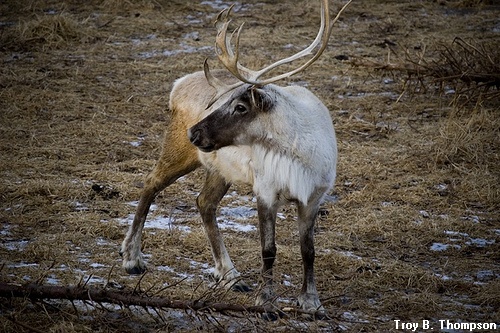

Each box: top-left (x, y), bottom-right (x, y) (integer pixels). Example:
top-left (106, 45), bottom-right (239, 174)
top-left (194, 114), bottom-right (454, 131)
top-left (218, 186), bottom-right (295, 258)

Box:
top-left (121, 0), bottom-right (351, 317)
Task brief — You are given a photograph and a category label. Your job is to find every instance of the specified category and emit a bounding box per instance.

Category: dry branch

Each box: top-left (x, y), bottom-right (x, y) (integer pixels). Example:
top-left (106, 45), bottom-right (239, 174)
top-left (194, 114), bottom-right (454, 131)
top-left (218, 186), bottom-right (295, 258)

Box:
top-left (0, 282), bottom-right (319, 318)
top-left (349, 57), bottom-right (422, 76)
top-left (350, 38), bottom-right (500, 104)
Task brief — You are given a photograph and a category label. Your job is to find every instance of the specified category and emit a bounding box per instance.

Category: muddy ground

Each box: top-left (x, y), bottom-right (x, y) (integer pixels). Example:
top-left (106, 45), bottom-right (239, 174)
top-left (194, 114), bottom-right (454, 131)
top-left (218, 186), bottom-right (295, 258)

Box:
top-left (0, 0), bottom-right (499, 332)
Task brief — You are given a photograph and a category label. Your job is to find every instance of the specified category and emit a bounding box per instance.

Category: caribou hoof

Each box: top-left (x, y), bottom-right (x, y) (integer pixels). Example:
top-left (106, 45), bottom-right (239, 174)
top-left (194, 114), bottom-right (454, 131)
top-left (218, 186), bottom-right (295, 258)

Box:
top-left (261, 311), bottom-right (279, 321)
top-left (297, 293), bottom-right (328, 320)
top-left (312, 310), bottom-right (329, 320)
top-left (255, 288), bottom-right (284, 321)
top-left (230, 280), bottom-right (252, 293)
top-left (120, 251), bottom-right (147, 275)
top-left (125, 265), bottom-right (146, 275)
top-left (258, 304), bottom-right (285, 321)
top-left (213, 270), bottom-right (251, 292)
top-left (260, 306), bottom-right (286, 321)
top-left (304, 308), bottom-right (329, 320)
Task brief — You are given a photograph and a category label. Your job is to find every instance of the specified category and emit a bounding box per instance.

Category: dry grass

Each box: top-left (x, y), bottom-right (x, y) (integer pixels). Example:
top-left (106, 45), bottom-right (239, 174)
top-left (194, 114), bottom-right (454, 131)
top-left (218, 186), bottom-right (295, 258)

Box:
top-left (1, 0), bottom-right (499, 332)
top-left (434, 108), bottom-right (499, 168)
top-left (18, 13), bottom-right (93, 48)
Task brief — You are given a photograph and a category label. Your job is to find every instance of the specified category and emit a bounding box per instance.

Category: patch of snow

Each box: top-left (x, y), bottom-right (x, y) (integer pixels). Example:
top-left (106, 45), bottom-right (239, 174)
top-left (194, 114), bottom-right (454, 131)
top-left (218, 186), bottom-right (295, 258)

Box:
top-left (83, 275), bottom-right (106, 285)
top-left (129, 141), bottom-right (142, 147)
top-left (74, 201), bottom-right (89, 211)
top-left (224, 190), bottom-right (254, 201)
top-left (183, 31), bottom-right (200, 41)
top-left (461, 215), bottom-right (480, 223)
top-left (46, 275), bottom-right (61, 285)
top-left (185, 15), bottom-right (202, 24)
top-left (175, 271), bottom-right (196, 281)
top-left (217, 219), bottom-right (256, 232)
top-left (430, 243), bottom-right (461, 252)
top-left (419, 210), bottom-right (430, 218)
top-left (220, 206), bottom-right (256, 219)
top-left (188, 259), bottom-right (214, 275)
top-left (127, 201), bottom-right (158, 211)
top-left (7, 262), bottom-right (38, 268)
top-left (465, 238), bottom-right (495, 247)
top-left (158, 259), bottom-right (213, 281)
top-left (476, 270), bottom-right (497, 282)
top-left (90, 263), bottom-right (106, 268)
top-left (0, 223), bottom-right (12, 236)
top-left (96, 237), bottom-right (111, 246)
top-left (78, 251), bottom-right (92, 263)
top-left (341, 311), bottom-right (369, 323)
top-left (342, 91), bottom-right (400, 100)
top-left (117, 213), bottom-right (191, 233)
top-left (200, 0), bottom-right (251, 12)
top-left (2, 240), bottom-right (29, 251)
top-left (434, 273), bottom-right (452, 281)
top-left (128, 136), bottom-right (146, 147)
top-left (339, 251), bottom-right (363, 260)
top-left (282, 274), bottom-right (295, 287)
top-left (444, 230), bottom-right (469, 237)
top-left (435, 183), bottom-right (448, 191)
top-left (157, 265), bottom-right (175, 273)
top-left (432, 230), bottom-right (495, 252)
top-left (137, 45), bottom-right (212, 59)
top-left (70, 299), bottom-right (123, 312)
top-left (200, 0), bottom-right (231, 10)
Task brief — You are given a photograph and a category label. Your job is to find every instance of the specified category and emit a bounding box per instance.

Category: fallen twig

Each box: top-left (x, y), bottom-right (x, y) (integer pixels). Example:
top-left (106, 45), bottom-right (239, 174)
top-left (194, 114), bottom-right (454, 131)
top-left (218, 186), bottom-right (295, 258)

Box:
top-left (0, 282), bottom-right (324, 318)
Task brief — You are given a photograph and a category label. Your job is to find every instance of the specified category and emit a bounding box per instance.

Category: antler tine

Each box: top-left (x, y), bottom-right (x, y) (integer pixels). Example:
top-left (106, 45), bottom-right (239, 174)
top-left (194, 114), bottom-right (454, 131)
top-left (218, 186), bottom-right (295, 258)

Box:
top-left (214, 7), bottom-right (234, 59)
top-left (252, 0), bottom-right (353, 85)
top-left (204, 0), bottom-right (352, 107)
top-left (251, 0), bottom-right (328, 81)
top-left (203, 59), bottom-right (245, 108)
top-left (214, 5), bottom-right (258, 83)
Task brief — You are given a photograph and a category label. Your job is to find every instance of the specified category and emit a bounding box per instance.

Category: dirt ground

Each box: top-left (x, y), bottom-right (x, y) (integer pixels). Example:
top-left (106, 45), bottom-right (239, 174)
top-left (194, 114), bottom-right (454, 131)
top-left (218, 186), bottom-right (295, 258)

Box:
top-left (1, 0), bottom-right (499, 332)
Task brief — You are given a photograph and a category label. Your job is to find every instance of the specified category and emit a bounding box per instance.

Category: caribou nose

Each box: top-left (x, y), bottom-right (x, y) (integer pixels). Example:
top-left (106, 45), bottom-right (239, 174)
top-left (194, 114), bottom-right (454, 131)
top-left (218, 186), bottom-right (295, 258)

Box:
top-left (188, 127), bottom-right (215, 152)
top-left (188, 128), bottom-right (201, 146)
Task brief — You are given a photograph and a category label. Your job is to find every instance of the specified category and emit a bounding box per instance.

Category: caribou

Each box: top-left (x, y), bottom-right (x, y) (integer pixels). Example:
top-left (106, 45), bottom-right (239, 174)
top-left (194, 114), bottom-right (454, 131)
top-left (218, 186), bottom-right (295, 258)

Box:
top-left (120, 0), bottom-right (351, 317)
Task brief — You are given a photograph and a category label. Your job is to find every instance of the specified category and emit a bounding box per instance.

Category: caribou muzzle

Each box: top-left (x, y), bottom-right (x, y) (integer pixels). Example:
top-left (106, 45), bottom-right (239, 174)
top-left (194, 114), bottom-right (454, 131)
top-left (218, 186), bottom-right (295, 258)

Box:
top-left (188, 127), bottom-right (216, 153)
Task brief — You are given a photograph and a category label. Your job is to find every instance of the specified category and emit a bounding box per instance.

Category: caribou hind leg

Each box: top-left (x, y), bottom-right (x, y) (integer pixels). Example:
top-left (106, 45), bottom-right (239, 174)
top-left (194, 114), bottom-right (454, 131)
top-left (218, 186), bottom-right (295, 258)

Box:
top-left (120, 120), bottom-right (200, 274)
top-left (197, 169), bottom-right (250, 292)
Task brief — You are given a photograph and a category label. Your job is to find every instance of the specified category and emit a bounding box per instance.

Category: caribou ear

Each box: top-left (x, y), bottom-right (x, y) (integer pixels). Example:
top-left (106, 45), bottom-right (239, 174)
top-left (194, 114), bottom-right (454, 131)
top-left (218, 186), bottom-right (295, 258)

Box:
top-left (250, 86), bottom-right (274, 112)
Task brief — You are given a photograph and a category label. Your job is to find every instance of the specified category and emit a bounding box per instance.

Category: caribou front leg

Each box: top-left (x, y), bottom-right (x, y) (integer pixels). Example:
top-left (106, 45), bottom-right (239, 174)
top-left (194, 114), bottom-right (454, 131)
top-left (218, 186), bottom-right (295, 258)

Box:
top-left (255, 198), bottom-right (279, 317)
top-left (197, 169), bottom-right (250, 291)
top-left (296, 192), bottom-right (327, 318)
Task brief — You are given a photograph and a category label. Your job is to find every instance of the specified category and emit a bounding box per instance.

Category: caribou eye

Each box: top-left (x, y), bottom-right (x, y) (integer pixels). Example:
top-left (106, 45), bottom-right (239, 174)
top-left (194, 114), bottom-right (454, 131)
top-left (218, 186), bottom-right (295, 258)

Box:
top-left (233, 104), bottom-right (247, 114)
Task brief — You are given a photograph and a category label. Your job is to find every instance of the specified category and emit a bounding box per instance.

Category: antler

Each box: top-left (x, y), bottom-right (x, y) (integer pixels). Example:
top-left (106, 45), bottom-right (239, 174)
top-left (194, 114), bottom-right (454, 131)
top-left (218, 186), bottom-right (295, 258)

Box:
top-left (205, 0), bottom-right (352, 106)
